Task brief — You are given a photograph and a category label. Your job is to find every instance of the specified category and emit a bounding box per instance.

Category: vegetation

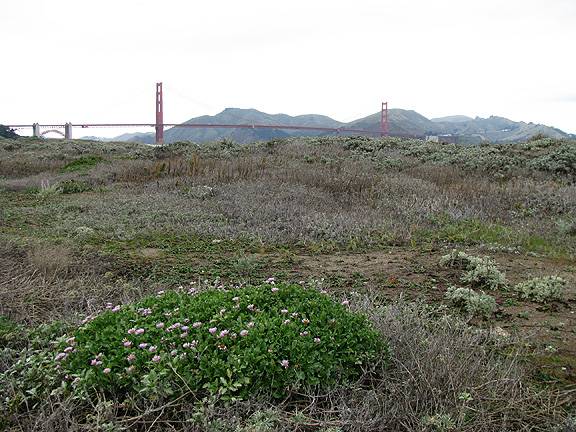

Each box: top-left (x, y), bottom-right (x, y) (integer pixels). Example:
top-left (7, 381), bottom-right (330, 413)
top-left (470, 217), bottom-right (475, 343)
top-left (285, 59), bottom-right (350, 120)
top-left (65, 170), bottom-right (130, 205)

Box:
top-left (4, 283), bottom-right (383, 409)
top-left (444, 286), bottom-right (497, 318)
top-left (514, 276), bottom-right (566, 303)
top-left (440, 250), bottom-right (507, 290)
top-left (0, 135), bottom-right (574, 430)
top-left (0, 125), bottom-right (19, 139)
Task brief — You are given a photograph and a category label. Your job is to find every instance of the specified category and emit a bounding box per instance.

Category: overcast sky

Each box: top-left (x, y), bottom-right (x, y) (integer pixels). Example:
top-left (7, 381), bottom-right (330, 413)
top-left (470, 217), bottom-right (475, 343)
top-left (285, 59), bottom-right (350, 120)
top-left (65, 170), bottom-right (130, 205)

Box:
top-left (2, 0), bottom-right (575, 137)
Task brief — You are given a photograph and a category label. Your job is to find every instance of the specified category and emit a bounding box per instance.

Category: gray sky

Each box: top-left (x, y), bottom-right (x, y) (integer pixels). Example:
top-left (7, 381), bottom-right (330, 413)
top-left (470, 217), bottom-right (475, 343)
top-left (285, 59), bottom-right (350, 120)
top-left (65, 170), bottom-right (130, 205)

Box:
top-left (2, 0), bottom-right (575, 137)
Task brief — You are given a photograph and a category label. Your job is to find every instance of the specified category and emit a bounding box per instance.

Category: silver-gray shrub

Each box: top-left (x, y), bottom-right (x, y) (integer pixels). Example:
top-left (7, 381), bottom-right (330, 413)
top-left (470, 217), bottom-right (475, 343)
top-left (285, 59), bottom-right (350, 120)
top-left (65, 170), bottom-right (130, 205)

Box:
top-left (444, 286), bottom-right (497, 317)
top-left (514, 276), bottom-right (566, 303)
top-left (440, 250), bottom-right (507, 290)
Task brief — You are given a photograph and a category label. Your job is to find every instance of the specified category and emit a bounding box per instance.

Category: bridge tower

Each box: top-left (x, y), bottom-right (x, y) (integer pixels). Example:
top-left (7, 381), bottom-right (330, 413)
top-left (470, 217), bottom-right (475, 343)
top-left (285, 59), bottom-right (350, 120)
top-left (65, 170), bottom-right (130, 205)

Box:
top-left (155, 82), bottom-right (164, 145)
top-left (64, 122), bottom-right (73, 140)
top-left (32, 123), bottom-right (40, 138)
top-left (381, 102), bottom-right (389, 137)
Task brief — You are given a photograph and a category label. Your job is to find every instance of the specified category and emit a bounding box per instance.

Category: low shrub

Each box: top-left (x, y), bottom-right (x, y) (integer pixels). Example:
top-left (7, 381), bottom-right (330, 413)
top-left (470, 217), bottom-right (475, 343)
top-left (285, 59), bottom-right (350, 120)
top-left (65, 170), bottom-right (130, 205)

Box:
top-left (461, 257), bottom-right (507, 290)
top-left (60, 179), bottom-right (92, 194)
top-left (444, 286), bottom-right (497, 317)
top-left (60, 156), bottom-right (103, 173)
top-left (440, 250), bottom-right (507, 290)
top-left (4, 283), bottom-right (385, 410)
top-left (514, 276), bottom-right (566, 303)
top-left (439, 250), bottom-right (474, 269)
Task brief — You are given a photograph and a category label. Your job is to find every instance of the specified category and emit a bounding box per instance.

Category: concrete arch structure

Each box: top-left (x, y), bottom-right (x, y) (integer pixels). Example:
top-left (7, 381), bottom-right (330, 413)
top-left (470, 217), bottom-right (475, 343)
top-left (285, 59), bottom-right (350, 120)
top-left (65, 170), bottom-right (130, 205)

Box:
top-left (40, 129), bottom-right (65, 137)
top-left (33, 123), bottom-right (73, 139)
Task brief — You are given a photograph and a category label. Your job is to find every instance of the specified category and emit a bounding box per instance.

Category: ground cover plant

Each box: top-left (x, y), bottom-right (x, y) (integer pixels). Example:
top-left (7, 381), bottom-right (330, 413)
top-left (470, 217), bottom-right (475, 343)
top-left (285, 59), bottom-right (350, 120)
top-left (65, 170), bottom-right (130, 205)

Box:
top-left (0, 135), bottom-right (575, 430)
top-left (4, 282), bottom-right (383, 409)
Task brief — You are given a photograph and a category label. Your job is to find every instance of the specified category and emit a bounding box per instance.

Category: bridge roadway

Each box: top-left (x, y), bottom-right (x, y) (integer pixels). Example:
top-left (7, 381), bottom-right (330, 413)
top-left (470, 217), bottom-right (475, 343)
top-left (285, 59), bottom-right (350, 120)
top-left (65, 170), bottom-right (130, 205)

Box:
top-left (6, 122), bottom-right (423, 140)
top-left (8, 122), bottom-right (384, 135)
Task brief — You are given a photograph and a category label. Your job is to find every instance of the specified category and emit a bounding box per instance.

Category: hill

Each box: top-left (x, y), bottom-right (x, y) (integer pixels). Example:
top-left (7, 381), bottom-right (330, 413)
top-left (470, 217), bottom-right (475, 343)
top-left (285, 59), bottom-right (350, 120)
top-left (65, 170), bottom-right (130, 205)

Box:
top-left (109, 108), bottom-right (571, 144)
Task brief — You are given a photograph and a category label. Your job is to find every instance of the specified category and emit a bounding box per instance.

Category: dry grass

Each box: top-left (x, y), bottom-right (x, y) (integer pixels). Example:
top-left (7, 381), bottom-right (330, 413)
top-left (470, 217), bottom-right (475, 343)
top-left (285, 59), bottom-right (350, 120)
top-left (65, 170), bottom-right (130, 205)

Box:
top-left (0, 240), bottom-right (151, 325)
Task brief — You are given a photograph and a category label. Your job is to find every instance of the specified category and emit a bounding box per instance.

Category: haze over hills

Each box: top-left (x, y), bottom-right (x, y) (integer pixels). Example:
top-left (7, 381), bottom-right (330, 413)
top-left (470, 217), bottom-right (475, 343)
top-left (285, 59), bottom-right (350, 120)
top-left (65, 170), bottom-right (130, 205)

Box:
top-left (98, 107), bottom-right (572, 144)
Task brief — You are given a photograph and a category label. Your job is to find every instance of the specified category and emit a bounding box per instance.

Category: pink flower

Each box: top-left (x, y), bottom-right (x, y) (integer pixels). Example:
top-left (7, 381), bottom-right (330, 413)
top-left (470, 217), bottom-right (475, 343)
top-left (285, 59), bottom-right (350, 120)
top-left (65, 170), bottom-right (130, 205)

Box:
top-left (66, 337), bottom-right (76, 345)
top-left (91, 359), bottom-right (102, 366)
top-left (64, 346), bottom-right (74, 353)
top-left (171, 349), bottom-right (178, 356)
top-left (135, 328), bottom-right (145, 335)
top-left (138, 308), bottom-right (152, 316)
top-left (127, 353), bottom-right (136, 362)
top-left (148, 345), bottom-right (157, 353)
top-left (280, 359), bottom-right (289, 369)
top-left (291, 312), bottom-right (299, 318)
top-left (247, 321), bottom-right (255, 328)
top-left (183, 342), bottom-right (191, 349)
top-left (266, 277), bottom-right (276, 284)
top-left (280, 309), bottom-right (288, 314)
top-left (103, 368), bottom-right (111, 374)
top-left (138, 343), bottom-right (149, 349)
top-left (300, 331), bottom-right (309, 337)
top-left (232, 296), bottom-right (240, 302)
top-left (209, 327), bottom-right (217, 334)
top-left (157, 290), bottom-right (165, 295)
top-left (180, 332), bottom-right (188, 338)
top-left (152, 355), bottom-right (161, 363)
top-left (271, 287), bottom-right (279, 293)
top-left (314, 337), bottom-right (321, 343)
top-left (181, 326), bottom-right (189, 332)
top-left (126, 365), bottom-right (135, 374)
top-left (219, 329), bottom-right (230, 338)
top-left (282, 319), bottom-right (290, 325)
top-left (301, 318), bottom-right (310, 325)
top-left (341, 300), bottom-right (350, 306)
top-left (105, 302), bottom-right (113, 309)
top-left (55, 352), bottom-right (67, 361)
top-left (128, 328), bottom-right (136, 335)
top-left (123, 340), bottom-right (132, 348)
top-left (192, 321), bottom-right (202, 328)
top-left (111, 305), bottom-right (121, 312)
top-left (240, 329), bottom-right (248, 337)
top-left (247, 304), bottom-right (255, 311)
top-left (156, 322), bottom-right (165, 329)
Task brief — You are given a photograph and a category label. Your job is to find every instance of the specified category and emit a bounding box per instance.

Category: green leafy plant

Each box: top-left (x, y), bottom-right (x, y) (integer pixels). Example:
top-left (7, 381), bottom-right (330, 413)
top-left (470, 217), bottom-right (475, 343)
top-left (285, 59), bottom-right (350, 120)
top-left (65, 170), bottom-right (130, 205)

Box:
top-left (445, 286), bottom-right (497, 317)
top-left (5, 283), bottom-right (385, 409)
top-left (514, 276), bottom-right (566, 303)
top-left (60, 155), bottom-right (103, 173)
top-left (59, 179), bottom-right (92, 194)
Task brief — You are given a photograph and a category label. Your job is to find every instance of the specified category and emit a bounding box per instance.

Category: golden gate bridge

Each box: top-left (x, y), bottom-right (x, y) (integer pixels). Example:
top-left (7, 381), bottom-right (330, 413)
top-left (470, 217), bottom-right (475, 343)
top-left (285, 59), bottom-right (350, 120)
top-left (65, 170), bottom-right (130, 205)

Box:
top-left (7, 83), bottom-right (391, 145)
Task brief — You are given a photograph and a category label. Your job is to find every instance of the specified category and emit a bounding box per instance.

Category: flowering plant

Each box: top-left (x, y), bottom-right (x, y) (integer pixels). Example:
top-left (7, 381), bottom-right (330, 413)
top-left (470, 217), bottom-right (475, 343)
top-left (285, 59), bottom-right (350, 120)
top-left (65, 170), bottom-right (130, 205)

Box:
top-left (8, 283), bottom-right (384, 405)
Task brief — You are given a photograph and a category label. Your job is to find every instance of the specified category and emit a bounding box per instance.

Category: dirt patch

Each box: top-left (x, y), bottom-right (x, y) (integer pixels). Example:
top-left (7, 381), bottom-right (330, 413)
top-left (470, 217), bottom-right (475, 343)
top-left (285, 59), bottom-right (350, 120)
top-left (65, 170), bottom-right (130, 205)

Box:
top-left (276, 246), bottom-right (576, 386)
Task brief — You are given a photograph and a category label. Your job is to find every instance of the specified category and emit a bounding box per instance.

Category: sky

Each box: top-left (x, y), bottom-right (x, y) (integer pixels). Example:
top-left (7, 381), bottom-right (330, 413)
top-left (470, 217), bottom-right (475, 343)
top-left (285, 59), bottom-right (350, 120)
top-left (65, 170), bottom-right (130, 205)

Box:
top-left (1, 0), bottom-right (575, 137)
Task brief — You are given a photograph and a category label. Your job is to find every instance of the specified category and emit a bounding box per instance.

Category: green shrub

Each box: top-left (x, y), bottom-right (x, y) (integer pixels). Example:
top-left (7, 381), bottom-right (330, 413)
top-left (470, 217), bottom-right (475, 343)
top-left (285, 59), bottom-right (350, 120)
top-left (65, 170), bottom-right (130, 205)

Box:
top-left (60, 179), bottom-right (92, 194)
top-left (60, 155), bottom-right (103, 173)
top-left (445, 286), bottom-right (497, 317)
top-left (5, 283), bottom-right (385, 408)
top-left (514, 276), bottom-right (566, 303)
top-left (440, 250), bottom-right (507, 290)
